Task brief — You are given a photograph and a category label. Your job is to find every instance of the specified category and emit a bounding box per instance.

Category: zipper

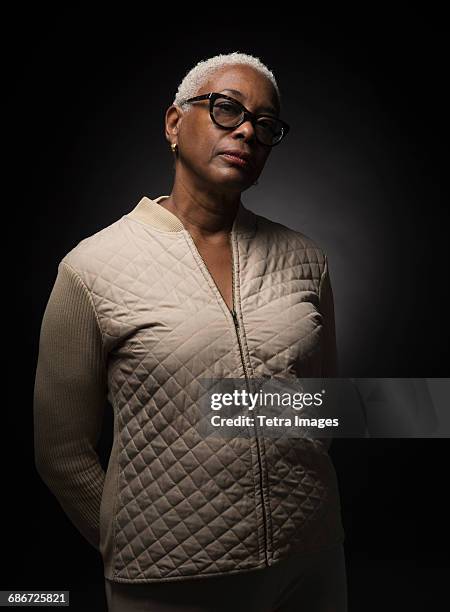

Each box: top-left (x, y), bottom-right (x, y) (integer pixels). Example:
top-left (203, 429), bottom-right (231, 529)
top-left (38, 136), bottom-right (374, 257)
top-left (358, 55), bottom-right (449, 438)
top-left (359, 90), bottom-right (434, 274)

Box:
top-left (229, 234), bottom-right (270, 568)
top-left (185, 228), bottom-right (270, 567)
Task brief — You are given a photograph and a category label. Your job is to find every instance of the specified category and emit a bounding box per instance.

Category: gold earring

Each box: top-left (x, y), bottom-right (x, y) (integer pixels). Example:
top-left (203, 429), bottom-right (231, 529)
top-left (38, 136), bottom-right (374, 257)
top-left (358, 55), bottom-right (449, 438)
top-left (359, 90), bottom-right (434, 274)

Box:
top-left (171, 143), bottom-right (178, 153)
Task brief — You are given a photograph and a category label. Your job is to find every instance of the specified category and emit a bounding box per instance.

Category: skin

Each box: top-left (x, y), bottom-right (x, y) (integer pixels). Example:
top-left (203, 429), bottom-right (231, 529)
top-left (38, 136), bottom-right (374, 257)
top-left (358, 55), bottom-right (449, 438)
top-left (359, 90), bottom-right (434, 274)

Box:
top-left (163, 64), bottom-right (280, 244)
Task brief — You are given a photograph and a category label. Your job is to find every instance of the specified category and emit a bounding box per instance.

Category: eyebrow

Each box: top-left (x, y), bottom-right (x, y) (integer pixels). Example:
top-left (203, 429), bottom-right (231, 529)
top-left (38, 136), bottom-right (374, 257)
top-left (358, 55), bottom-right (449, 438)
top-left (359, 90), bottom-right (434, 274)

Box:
top-left (219, 89), bottom-right (278, 116)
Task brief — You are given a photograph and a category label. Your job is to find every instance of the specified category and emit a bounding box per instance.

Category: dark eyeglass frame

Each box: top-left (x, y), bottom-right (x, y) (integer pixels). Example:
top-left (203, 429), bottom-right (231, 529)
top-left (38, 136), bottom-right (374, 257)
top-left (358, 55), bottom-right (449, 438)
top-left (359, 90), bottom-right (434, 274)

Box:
top-left (177, 92), bottom-right (290, 147)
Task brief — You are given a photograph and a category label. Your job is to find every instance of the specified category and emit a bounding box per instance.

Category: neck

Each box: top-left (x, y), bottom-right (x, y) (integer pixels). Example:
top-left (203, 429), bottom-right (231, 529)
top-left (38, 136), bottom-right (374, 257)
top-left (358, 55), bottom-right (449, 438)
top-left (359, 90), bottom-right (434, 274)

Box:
top-left (161, 182), bottom-right (241, 241)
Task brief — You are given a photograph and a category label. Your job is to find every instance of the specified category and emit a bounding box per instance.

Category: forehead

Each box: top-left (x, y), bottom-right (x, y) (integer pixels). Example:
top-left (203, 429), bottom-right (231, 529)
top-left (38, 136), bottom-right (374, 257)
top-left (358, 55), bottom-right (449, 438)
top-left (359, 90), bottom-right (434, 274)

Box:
top-left (200, 65), bottom-right (279, 114)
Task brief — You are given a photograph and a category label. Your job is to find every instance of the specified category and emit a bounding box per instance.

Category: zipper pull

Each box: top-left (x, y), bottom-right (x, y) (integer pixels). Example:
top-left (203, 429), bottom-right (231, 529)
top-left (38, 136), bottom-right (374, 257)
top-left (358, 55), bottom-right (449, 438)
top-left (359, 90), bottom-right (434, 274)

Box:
top-left (231, 309), bottom-right (239, 327)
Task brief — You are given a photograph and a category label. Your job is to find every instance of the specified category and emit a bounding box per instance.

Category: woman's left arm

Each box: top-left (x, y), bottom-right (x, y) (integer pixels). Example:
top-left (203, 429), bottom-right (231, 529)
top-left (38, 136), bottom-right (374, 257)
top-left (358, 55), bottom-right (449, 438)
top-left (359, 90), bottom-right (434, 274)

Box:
top-left (319, 254), bottom-right (339, 378)
top-left (317, 254), bottom-right (339, 451)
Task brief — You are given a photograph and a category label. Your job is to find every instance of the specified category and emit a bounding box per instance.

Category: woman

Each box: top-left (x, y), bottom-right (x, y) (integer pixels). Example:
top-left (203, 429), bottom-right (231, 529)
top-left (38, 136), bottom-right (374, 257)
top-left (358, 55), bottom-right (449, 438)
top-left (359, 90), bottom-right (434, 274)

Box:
top-left (34, 52), bottom-right (348, 611)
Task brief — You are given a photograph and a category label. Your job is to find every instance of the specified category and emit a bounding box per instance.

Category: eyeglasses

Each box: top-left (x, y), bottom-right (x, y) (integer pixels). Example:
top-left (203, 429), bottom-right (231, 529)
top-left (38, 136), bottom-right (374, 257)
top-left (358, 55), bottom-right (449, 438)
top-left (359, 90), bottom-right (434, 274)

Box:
top-left (177, 92), bottom-right (290, 147)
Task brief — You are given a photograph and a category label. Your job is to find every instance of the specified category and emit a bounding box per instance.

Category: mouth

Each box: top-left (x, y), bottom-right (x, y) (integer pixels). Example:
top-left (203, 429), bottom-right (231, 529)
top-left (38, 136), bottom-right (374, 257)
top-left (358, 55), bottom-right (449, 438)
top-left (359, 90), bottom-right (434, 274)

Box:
top-left (219, 153), bottom-right (251, 169)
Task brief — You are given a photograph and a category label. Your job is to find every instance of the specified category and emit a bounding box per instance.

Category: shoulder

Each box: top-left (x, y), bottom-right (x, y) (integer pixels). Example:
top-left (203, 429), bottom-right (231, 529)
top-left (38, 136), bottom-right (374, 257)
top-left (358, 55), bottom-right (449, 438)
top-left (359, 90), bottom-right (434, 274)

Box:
top-left (253, 209), bottom-right (327, 273)
top-left (58, 215), bottom-right (132, 289)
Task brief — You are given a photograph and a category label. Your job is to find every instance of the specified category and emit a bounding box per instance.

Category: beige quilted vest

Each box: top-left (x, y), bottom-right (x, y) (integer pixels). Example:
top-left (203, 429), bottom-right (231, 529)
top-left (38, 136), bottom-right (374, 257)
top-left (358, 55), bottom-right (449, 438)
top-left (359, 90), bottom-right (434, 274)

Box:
top-left (61, 195), bottom-right (345, 583)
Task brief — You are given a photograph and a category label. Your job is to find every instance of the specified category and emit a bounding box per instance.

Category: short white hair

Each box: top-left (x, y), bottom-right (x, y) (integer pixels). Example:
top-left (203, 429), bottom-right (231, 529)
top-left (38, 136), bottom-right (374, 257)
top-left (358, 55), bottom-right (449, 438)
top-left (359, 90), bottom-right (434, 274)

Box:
top-left (172, 51), bottom-right (281, 113)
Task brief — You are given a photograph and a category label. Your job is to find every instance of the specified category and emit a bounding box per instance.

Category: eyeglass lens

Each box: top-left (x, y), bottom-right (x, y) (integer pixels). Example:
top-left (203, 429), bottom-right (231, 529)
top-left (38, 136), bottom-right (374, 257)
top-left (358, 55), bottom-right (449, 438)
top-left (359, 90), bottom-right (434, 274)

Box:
top-left (212, 97), bottom-right (284, 146)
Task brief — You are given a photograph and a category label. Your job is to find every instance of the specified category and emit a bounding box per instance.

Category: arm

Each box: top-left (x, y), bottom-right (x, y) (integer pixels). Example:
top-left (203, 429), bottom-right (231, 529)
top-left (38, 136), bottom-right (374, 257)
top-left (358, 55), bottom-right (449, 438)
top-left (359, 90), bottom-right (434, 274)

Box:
top-left (318, 255), bottom-right (339, 450)
top-left (33, 261), bottom-right (107, 551)
top-left (319, 254), bottom-right (339, 379)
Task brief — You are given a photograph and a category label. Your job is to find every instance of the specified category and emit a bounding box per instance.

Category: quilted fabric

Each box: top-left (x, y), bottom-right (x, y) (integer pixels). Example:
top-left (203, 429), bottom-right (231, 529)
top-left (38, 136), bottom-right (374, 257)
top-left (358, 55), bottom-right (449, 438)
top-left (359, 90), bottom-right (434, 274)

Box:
top-left (61, 195), bottom-right (345, 583)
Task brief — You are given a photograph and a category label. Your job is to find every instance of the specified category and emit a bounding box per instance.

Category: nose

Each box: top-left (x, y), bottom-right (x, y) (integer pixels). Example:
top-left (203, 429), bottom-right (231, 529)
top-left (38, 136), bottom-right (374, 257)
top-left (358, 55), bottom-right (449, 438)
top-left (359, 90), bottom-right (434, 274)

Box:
top-left (231, 118), bottom-right (257, 143)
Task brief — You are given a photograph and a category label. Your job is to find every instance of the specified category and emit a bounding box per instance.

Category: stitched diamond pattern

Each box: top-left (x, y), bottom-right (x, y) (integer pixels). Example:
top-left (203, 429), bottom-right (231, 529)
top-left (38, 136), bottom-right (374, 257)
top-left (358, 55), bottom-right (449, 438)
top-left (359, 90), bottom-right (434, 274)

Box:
top-left (62, 205), bottom-right (344, 582)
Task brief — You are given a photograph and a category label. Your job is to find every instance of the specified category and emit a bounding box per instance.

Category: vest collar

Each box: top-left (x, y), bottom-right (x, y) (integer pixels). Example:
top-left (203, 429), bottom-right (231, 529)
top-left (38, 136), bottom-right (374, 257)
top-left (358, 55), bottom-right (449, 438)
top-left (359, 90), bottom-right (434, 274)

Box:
top-left (126, 195), bottom-right (257, 237)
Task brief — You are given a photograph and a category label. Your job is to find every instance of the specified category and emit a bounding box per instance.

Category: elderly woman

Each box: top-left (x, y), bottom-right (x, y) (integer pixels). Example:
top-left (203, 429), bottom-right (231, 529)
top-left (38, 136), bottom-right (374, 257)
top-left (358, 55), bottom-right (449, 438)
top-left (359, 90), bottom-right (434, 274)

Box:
top-left (33, 52), bottom-right (348, 611)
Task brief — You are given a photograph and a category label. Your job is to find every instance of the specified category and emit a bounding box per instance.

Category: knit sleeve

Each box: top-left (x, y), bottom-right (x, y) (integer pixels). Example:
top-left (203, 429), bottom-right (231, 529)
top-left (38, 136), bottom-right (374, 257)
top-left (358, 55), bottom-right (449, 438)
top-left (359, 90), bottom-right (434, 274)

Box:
top-left (33, 261), bottom-right (108, 552)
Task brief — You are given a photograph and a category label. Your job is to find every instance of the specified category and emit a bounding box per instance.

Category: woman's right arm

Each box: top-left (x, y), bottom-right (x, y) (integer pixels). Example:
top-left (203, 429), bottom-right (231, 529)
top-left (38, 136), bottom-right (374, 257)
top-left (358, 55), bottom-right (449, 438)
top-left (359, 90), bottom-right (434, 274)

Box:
top-left (33, 261), bottom-right (108, 551)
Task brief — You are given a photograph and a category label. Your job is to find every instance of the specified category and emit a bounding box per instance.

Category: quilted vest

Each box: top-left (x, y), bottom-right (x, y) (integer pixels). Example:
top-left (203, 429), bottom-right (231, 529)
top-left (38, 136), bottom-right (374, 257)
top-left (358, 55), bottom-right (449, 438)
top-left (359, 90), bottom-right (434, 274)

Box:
top-left (61, 195), bottom-right (345, 583)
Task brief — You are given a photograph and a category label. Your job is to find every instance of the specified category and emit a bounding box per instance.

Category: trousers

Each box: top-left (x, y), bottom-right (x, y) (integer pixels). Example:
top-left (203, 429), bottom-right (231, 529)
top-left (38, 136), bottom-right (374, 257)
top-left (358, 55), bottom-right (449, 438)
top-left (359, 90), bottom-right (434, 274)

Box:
top-left (104, 543), bottom-right (348, 611)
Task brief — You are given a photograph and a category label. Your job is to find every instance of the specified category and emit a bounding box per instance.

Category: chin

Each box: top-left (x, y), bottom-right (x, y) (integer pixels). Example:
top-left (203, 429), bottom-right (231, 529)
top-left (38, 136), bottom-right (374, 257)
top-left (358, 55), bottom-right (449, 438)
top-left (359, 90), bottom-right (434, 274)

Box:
top-left (213, 168), bottom-right (255, 189)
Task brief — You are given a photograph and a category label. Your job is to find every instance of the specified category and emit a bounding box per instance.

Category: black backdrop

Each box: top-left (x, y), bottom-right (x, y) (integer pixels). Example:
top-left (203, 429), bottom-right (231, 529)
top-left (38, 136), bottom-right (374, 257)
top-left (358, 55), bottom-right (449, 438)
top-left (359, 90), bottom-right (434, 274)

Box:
top-left (16, 14), bottom-right (449, 611)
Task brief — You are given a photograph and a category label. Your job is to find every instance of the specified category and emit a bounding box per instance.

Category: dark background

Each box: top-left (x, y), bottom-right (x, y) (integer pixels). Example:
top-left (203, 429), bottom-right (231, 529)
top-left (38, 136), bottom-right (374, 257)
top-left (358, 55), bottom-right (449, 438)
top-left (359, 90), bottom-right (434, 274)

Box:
top-left (15, 13), bottom-right (449, 611)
